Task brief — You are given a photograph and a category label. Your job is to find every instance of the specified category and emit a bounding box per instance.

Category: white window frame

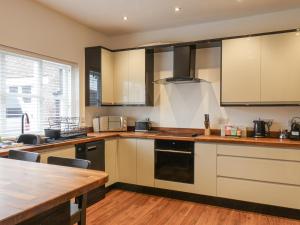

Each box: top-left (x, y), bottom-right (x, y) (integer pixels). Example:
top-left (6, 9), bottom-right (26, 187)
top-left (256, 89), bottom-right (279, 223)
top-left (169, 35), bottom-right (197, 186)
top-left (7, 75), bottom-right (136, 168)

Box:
top-left (0, 44), bottom-right (80, 137)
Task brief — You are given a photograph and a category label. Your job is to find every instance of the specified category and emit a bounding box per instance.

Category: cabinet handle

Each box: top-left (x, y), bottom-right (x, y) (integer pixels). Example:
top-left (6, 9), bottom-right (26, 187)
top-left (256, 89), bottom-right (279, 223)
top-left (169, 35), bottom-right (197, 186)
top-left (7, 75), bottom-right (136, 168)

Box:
top-left (87, 146), bottom-right (97, 151)
top-left (155, 149), bottom-right (192, 155)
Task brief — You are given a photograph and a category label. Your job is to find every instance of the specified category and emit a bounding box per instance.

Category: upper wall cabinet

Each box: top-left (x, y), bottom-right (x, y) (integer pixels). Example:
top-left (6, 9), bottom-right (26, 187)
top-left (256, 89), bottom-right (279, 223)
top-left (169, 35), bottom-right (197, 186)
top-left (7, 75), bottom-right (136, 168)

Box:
top-left (222, 37), bottom-right (261, 104)
top-left (85, 47), bottom-right (154, 107)
top-left (221, 31), bottom-right (300, 106)
top-left (260, 32), bottom-right (300, 103)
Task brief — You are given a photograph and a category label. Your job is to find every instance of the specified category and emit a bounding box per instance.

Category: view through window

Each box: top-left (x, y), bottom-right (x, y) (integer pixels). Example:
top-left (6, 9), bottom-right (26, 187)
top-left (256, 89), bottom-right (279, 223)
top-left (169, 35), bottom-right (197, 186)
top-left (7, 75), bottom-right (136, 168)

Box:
top-left (0, 49), bottom-right (78, 136)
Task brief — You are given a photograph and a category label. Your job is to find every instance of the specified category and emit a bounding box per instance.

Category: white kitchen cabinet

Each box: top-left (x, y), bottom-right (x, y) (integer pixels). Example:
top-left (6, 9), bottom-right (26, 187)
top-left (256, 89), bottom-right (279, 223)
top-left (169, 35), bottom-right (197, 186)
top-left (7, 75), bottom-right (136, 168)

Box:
top-left (218, 155), bottom-right (300, 186)
top-left (222, 37), bottom-right (261, 104)
top-left (114, 51), bottom-right (130, 104)
top-left (218, 177), bottom-right (300, 209)
top-left (217, 143), bottom-right (300, 209)
top-left (261, 32), bottom-right (300, 103)
top-left (128, 49), bottom-right (146, 104)
top-left (136, 139), bottom-right (154, 187)
top-left (118, 138), bottom-right (137, 184)
top-left (194, 143), bottom-right (217, 196)
top-left (38, 146), bottom-right (75, 164)
top-left (101, 48), bottom-right (115, 104)
top-left (105, 139), bottom-right (118, 187)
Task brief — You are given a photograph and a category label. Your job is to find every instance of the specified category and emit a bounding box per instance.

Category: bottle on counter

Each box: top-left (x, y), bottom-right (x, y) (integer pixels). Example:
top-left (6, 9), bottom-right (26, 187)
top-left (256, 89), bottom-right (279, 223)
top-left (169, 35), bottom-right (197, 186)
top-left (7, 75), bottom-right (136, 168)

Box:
top-left (204, 114), bottom-right (211, 136)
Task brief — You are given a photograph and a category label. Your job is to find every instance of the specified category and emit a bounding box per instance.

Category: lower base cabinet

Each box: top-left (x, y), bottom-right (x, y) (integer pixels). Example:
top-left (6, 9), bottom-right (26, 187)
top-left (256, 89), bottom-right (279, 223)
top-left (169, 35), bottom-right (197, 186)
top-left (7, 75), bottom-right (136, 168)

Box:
top-left (118, 138), bottom-right (137, 184)
top-left (194, 143), bottom-right (217, 196)
top-left (217, 144), bottom-right (300, 209)
top-left (38, 146), bottom-right (75, 163)
top-left (105, 139), bottom-right (118, 187)
top-left (218, 177), bottom-right (300, 209)
top-left (137, 139), bottom-right (154, 187)
top-left (117, 138), bottom-right (155, 186)
top-left (101, 138), bottom-right (300, 210)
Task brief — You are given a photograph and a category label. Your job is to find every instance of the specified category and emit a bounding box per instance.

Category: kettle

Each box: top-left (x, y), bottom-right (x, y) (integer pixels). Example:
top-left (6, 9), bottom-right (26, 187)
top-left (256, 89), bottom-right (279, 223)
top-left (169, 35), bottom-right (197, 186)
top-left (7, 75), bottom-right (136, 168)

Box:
top-left (253, 119), bottom-right (272, 138)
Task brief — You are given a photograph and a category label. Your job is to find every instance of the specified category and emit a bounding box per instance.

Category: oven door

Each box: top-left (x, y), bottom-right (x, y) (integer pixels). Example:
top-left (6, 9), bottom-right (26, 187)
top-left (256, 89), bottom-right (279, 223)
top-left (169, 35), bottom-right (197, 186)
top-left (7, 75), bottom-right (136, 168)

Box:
top-left (155, 148), bottom-right (194, 184)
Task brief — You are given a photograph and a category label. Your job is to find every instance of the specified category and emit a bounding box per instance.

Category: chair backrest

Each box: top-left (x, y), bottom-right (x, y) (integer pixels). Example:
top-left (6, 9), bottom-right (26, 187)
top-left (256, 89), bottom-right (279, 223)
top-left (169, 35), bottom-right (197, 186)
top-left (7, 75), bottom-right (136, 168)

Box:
top-left (47, 156), bottom-right (91, 169)
top-left (8, 149), bottom-right (41, 163)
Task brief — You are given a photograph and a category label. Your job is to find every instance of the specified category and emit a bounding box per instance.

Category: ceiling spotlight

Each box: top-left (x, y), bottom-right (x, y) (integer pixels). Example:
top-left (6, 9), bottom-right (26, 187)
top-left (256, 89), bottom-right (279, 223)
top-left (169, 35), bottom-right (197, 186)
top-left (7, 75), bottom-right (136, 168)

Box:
top-left (174, 7), bottom-right (181, 12)
top-left (123, 16), bottom-right (128, 21)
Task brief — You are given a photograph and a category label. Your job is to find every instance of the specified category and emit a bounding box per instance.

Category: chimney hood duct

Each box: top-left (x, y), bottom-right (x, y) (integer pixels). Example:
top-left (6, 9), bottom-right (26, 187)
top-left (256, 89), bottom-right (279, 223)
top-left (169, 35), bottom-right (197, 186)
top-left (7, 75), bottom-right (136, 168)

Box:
top-left (154, 45), bottom-right (204, 84)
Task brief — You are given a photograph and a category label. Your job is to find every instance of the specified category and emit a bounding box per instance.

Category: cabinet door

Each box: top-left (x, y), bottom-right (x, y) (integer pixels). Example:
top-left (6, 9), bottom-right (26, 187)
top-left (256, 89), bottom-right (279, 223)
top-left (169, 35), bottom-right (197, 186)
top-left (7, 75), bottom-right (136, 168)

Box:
top-left (222, 37), bottom-right (261, 104)
top-left (129, 49), bottom-right (146, 104)
top-left (261, 32), bottom-right (300, 103)
top-left (137, 139), bottom-right (154, 187)
top-left (114, 51), bottom-right (129, 104)
top-left (85, 47), bottom-right (101, 106)
top-left (105, 139), bottom-right (118, 187)
top-left (101, 49), bottom-right (115, 104)
top-left (118, 138), bottom-right (137, 184)
top-left (39, 146), bottom-right (75, 164)
top-left (218, 177), bottom-right (300, 209)
top-left (194, 143), bottom-right (217, 196)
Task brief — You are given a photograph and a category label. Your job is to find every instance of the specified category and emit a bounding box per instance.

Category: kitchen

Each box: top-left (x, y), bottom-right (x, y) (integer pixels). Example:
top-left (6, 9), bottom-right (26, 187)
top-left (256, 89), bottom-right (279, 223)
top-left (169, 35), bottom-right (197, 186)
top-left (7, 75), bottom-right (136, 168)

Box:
top-left (1, 0), bottom-right (300, 224)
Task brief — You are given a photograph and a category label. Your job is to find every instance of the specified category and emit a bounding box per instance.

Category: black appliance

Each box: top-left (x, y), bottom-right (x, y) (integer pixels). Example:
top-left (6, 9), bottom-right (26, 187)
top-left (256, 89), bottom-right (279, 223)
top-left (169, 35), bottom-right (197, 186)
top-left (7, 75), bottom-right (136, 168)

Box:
top-left (290, 117), bottom-right (300, 140)
top-left (44, 128), bottom-right (61, 140)
top-left (135, 118), bottom-right (152, 132)
top-left (253, 119), bottom-right (272, 138)
top-left (76, 140), bottom-right (105, 206)
top-left (155, 140), bottom-right (194, 184)
top-left (154, 45), bottom-right (204, 84)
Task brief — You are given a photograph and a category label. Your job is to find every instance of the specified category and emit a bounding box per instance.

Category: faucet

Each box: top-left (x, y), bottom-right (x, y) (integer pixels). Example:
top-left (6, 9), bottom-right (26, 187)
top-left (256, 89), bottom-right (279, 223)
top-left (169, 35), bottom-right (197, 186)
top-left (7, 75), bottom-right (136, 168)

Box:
top-left (21, 113), bottom-right (30, 134)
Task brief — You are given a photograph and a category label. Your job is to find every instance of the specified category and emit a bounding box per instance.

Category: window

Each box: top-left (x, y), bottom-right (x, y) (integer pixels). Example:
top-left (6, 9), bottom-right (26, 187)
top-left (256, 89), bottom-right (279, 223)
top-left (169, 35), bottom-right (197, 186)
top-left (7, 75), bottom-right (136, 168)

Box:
top-left (0, 48), bottom-right (79, 136)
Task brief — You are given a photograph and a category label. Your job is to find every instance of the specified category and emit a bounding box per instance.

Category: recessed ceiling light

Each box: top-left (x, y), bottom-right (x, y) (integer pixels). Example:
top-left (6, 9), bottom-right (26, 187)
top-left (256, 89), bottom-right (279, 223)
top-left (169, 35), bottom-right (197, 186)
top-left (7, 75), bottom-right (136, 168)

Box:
top-left (123, 16), bottom-right (128, 21)
top-left (174, 7), bottom-right (181, 12)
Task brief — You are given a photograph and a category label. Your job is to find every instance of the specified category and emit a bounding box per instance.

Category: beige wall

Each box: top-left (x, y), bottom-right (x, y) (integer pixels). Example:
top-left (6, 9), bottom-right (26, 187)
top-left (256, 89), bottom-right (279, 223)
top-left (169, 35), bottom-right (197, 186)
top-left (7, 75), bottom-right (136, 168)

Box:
top-left (0, 0), bottom-right (109, 124)
top-left (90, 8), bottom-right (300, 130)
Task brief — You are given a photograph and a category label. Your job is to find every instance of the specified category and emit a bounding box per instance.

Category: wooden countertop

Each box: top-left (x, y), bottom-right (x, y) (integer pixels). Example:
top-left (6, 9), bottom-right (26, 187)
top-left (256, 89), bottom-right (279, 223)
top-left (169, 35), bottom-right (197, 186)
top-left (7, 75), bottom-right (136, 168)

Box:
top-left (0, 158), bottom-right (108, 225)
top-left (1, 131), bottom-right (300, 157)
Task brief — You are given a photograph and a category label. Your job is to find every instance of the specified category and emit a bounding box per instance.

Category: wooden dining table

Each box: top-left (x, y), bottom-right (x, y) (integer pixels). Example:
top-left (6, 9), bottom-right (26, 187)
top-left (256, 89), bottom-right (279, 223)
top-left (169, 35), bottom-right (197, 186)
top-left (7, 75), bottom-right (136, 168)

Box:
top-left (0, 158), bottom-right (108, 225)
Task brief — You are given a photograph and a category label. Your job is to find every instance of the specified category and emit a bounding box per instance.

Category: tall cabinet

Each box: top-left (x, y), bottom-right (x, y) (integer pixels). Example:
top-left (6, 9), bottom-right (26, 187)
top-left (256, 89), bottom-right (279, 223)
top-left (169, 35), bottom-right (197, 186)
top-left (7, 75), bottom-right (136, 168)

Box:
top-left (85, 47), bottom-right (154, 106)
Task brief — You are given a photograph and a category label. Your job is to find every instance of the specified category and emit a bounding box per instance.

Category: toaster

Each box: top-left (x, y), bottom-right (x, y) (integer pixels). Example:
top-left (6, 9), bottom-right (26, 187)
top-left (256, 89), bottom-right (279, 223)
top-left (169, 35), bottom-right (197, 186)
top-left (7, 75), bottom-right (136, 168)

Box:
top-left (93, 116), bottom-right (127, 132)
top-left (135, 118), bottom-right (152, 132)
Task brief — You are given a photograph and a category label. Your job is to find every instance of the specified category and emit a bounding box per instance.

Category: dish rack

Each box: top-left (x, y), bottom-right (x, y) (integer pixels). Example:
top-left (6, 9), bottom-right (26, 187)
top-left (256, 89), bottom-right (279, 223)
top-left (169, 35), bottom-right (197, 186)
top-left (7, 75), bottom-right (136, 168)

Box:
top-left (47, 117), bottom-right (88, 139)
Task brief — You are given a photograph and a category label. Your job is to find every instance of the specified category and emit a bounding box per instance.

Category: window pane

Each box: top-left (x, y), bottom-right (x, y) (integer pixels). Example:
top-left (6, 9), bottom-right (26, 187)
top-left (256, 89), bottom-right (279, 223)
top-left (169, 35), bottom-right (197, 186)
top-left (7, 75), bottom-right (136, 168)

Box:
top-left (0, 49), bottom-right (77, 136)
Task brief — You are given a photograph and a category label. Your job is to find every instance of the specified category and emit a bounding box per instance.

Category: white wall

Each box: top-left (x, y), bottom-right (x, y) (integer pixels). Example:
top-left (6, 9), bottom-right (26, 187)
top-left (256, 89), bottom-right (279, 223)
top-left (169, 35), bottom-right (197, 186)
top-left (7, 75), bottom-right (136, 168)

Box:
top-left (92, 8), bottom-right (300, 130)
top-left (0, 0), bottom-right (109, 124)
top-left (109, 8), bottom-right (300, 49)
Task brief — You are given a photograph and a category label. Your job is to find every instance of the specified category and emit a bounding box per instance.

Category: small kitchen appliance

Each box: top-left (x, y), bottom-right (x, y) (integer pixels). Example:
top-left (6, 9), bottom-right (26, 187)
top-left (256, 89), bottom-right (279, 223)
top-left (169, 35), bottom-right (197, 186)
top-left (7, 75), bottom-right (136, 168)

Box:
top-left (253, 119), bottom-right (273, 138)
top-left (93, 116), bottom-right (127, 132)
top-left (289, 117), bottom-right (300, 140)
top-left (135, 118), bottom-right (152, 132)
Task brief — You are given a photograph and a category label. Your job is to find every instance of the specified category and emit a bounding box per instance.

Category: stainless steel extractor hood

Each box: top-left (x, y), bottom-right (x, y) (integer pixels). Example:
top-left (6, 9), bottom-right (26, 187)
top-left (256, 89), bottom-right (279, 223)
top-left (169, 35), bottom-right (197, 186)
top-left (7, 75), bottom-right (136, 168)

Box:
top-left (154, 45), bottom-right (205, 84)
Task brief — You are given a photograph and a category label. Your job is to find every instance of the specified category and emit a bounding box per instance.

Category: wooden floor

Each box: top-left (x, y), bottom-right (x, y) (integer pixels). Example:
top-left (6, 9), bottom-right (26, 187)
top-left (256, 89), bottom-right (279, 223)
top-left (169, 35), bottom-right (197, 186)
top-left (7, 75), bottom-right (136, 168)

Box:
top-left (87, 189), bottom-right (300, 225)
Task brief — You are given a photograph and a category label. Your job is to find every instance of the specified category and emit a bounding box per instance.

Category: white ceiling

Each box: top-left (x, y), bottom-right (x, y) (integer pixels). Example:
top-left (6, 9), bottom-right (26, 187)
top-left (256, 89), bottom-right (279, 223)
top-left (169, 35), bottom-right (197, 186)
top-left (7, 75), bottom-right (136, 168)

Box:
top-left (35, 0), bottom-right (300, 35)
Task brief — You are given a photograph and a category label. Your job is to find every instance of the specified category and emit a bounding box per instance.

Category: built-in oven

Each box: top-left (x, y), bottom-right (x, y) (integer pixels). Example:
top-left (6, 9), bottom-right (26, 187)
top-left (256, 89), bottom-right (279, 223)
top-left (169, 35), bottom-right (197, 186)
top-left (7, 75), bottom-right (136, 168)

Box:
top-left (155, 139), bottom-right (194, 184)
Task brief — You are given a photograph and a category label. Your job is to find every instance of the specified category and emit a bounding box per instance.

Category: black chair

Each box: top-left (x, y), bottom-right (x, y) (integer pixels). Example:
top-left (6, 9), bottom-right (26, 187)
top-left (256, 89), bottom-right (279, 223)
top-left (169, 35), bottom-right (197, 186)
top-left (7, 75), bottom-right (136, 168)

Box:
top-left (8, 149), bottom-right (40, 162)
top-left (47, 156), bottom-right (91, 225)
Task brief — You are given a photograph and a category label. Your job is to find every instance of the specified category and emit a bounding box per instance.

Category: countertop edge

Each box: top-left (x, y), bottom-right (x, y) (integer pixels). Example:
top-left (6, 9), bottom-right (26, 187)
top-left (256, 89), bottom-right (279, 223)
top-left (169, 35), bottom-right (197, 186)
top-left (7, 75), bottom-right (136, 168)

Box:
top-left (1, 132), bottom-right (300, 157)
